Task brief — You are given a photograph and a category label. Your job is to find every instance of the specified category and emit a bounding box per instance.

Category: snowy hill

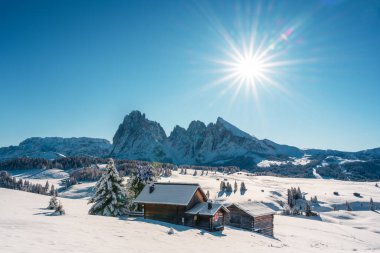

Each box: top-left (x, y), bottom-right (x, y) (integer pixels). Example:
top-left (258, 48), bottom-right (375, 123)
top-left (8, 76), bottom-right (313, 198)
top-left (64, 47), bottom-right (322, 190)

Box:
top-left (0, 137), bottom-right (112, 161)
top-left (1, 168), bottom-right (380, 252)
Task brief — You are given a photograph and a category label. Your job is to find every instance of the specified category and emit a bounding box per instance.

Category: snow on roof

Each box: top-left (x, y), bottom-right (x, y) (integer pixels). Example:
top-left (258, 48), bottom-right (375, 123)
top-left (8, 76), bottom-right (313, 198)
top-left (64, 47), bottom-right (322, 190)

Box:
top-left (185, 202), bottom-right (229, 216)
top-left (134, 183), bottom-right (205, 206)
top-left (228, 202), bottom-right (275, 217)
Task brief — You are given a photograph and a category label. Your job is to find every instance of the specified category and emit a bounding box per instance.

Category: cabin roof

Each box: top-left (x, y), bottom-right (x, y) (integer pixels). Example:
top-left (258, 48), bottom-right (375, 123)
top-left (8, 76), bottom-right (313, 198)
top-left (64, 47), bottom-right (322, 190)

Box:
top-left (185, 202), bottom-right (229, 216)
top-left (227, 202), bottom-right (275, 217)
top-left (134, 183), bottom-right (207, 206)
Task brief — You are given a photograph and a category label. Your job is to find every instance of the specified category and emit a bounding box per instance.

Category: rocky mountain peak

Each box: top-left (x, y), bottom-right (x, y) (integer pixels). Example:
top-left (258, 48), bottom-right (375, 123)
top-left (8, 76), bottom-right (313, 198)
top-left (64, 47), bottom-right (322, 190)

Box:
top-left (111, 111), bottom-right (168, 161)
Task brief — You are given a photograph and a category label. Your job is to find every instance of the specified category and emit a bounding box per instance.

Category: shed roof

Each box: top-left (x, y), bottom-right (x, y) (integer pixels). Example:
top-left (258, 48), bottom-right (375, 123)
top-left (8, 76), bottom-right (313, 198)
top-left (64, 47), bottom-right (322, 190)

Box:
top-left (228, 202), bottom-right (275, 217)
top-left (186, 202), bottom-right (229, 216)
top-left (134, 183), bottom-right (206, 206)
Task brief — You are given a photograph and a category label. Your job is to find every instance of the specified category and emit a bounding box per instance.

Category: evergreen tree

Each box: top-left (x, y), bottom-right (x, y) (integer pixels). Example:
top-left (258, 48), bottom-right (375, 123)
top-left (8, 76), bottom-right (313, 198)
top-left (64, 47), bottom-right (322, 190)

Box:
top-left (88, 159), bottom-right (127, 216)
top-left (226, 182), bottom-right (232, 192)
top-left (240, 182), bottom-right (247, 194)
top-left (305, 202), bottom-right (312, 216)
top-left (193, 170), bottom-right (197, 176)
top-left (376, 183), bottom-right (379, 188)
top-left (206, 190), bottom-right (210, 199)
top-left (126, 164), bottom-right (158, 210)
top-left (297, 187), bottom-right (302, 199)
top-left (219, 181), bottom-right (225, 191)
top-left (49, 185), bottom-right (55, 196)
top-left (48, 196), bottom-right (59, 210)
top-left (44, 181), bottom-right (49, 193)
top-left (234, 181), bottom-right (238, 193)
top-left (55, 202), bottom-right (65, 215)
top-left (346, 201), bottom-right (352, 211)
top-left (370, 198), bottom-right (375, 211)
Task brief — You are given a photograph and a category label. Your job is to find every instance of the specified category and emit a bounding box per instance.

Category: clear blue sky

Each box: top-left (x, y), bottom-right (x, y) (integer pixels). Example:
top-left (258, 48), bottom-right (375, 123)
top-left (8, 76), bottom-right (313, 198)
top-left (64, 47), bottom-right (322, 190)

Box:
top-left (0, 0), bottom-right (379, 151)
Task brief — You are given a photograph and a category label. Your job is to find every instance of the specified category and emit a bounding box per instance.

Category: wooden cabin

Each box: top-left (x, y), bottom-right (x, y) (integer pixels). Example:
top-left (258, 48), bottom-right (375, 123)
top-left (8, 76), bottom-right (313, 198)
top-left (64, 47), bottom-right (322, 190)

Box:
top-left (134, 183), bottom-right (229, 231)
top-left (225, 202), bottom-right (275, 236)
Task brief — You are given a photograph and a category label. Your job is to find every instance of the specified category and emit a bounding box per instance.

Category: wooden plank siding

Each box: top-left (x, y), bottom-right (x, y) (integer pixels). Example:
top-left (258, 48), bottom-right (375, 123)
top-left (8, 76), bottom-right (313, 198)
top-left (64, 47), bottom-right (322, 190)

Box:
top-left (226, 205), bottom-right (274, 237)
top-left (253, 214), bottom-right (274, 237)
top-left (144, 204), bottom-right (186, 224)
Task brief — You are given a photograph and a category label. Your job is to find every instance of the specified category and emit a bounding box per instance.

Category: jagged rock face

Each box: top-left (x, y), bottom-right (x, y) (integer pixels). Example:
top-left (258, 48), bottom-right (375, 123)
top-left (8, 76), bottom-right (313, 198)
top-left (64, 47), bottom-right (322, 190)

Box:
top-left (111, 111), bottom-right (304, 166)
top-left (110, 111), bottom-right (170, 162)
top-left (0, 137), bottom-right (111, 161)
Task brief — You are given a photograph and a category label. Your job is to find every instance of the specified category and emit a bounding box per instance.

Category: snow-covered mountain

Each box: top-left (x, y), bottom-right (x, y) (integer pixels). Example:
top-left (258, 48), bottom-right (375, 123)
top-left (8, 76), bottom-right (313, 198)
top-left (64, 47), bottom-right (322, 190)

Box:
top-left (110, 111), bottom-right (303, 166)
top-left (0, 137), bottom-right (112, 161)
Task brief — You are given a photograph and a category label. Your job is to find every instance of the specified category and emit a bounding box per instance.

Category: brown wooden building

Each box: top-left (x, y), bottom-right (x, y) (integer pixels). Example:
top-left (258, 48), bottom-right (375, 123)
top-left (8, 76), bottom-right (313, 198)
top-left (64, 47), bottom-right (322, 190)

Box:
top-left (134, 183), bottom-right (229, 231)
top-left (225, 202), bottom-right (275, 236)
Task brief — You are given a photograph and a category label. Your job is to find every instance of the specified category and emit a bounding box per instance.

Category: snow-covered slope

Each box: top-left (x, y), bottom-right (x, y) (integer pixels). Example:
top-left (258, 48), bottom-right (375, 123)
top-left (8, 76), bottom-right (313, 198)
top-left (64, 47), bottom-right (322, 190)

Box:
top-left (0, 137), bottom-right (112, 161)
top-left (1, 187), bottom-right (380, 253)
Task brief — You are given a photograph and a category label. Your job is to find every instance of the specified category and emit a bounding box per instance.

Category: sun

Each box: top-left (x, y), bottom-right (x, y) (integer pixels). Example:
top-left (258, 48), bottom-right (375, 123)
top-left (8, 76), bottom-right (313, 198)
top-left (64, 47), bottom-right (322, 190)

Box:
top-left (236, 56), bottom-right (264, 81)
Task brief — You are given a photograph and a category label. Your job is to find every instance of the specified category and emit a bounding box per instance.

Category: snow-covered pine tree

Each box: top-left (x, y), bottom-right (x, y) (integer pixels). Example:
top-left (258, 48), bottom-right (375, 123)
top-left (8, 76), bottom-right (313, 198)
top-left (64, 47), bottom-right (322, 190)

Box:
top-left (193, 170), bottom-right (197, 176)
top-left (206, 190), bottom-right (210, 199)
top-left (126, 164), bottom-right (158, 210)
top-left (234, 181), bottom-right (238, 193)
top-left (88, 159), bottom-right (127, 216)
top-left (55, 202), bottom-right (65, 215)
top-left (48, 196), bottom-right (59, 210)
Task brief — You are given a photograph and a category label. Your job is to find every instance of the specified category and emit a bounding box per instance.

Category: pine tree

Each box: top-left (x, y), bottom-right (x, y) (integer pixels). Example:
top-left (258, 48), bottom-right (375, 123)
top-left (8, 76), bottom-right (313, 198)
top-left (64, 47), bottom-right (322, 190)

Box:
top-left (234, 181), bottom-right (238, 193)
top-left (193, 170), bottom-right (197, 176)
top-left (376, 183), bottom-right (379, 188)
top-left (49, 185), bottom-right (55, 196)
top-left (206, 190), bottom-right (210, 199)
top-left (44, 181), bottom-right (49, 193)
top-left (226, 182), bottom-right (232, 192)
top-left (305, 202), bottom-right (312, 216)
top-left (88, 159), bottom-right (128, 216)
top-left (48, 196), bottom-right (59, 210)
top-left (55, 202), bottom-right (65, 215)
top-left (220, 181), bottom-right (225, 191)
top-left (370, 198), bottom-right (375, 211)
top-left (126, 164), bottom-right (158, 210)
top-left (346, 201), bottom-right (352, 211)
top-left (240, 182), bottom-right (247, 194)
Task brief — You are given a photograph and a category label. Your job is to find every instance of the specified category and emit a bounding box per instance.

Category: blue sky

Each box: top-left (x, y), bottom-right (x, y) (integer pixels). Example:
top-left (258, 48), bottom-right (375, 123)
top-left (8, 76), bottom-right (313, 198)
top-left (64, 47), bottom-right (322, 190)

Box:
top-left (0, 0), bottom-right (379, 151)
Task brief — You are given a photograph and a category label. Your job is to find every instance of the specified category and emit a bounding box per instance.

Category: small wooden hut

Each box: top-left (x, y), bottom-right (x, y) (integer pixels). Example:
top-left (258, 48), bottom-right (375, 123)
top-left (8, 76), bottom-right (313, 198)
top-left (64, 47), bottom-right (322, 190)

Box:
top-left (226, 202), bottom-right (275, 236)
top-left (134, 183), bottom-right (229, 231)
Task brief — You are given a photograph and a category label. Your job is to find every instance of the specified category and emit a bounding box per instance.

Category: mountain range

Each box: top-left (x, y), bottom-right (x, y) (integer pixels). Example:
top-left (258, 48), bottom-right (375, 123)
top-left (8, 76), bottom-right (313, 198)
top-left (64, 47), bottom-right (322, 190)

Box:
top-left (1, 110), bottom-right (379, 170)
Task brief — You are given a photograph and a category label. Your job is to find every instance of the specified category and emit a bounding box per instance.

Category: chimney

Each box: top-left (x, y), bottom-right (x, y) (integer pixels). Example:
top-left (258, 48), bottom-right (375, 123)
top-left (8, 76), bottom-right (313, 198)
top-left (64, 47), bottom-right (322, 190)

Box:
top-left (149, 184), bottom-right (155, 194)
top-left (208, 201), bottom-right (212, 210)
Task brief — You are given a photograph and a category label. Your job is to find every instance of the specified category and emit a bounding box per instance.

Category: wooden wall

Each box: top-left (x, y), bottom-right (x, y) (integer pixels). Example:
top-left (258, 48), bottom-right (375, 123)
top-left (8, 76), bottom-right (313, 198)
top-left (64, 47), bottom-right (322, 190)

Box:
top-left (144, 204), bottom-right (186, 224)
top-left (226, 205), bottom-right (274, 237)
top-left (225, 205), bottom-right (254, 231)
top-left (253, 214), bottom-right (274, 237)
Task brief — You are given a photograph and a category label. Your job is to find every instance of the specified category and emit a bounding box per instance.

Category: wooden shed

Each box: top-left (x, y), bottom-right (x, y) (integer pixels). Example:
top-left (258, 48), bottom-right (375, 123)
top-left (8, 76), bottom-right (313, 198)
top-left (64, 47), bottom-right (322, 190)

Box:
top-left (134, 183), bottom-right (229, 231)
top-left (225, 202), bottom-right (275, 236)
